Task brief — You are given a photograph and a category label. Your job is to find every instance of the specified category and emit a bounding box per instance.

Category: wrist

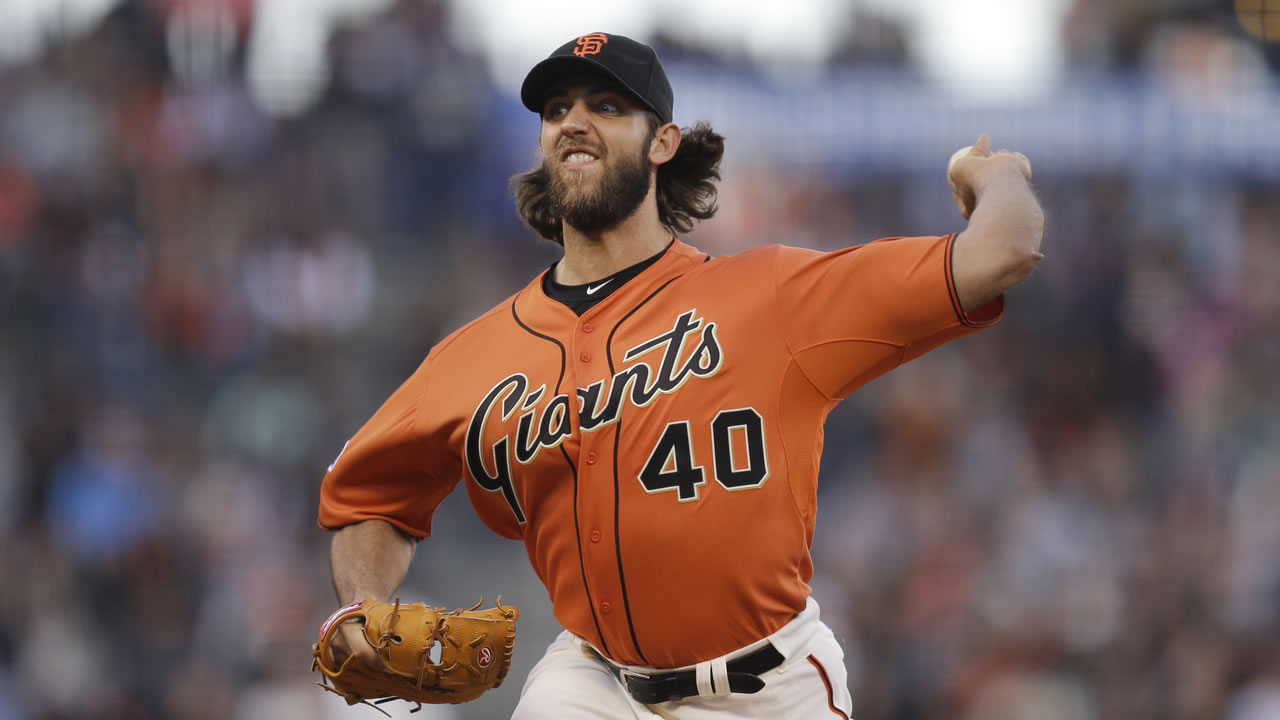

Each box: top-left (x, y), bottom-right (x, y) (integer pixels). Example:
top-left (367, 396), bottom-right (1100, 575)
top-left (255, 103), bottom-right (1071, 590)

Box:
top-left (972, 162), bottom-right (1030, 196)
top-left (335, 587), bottom-right (386, 606)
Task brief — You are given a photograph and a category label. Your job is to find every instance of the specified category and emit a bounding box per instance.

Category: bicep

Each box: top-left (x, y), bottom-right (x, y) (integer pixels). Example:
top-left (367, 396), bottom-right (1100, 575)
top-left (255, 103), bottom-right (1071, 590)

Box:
top-left (318, 359), bottom-right (463, 539)
top-left (773, 236), bottom-right (1000, 398)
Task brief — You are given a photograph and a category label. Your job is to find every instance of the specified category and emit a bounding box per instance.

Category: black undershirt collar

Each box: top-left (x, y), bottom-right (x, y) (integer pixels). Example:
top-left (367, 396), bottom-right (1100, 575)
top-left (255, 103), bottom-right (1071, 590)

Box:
top-left (544, 240), bottom-right (674, 316)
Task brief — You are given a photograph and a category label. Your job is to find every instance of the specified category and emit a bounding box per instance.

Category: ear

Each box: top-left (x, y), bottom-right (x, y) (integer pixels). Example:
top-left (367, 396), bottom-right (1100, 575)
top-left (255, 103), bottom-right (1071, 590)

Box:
top-left (648, 122), bottom-right (682, 166)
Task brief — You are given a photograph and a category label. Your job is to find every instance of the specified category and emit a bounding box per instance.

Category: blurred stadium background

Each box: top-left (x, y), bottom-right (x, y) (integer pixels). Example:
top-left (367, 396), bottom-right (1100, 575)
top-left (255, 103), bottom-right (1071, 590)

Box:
top-left (1, 0), bottom-right (1279, 718)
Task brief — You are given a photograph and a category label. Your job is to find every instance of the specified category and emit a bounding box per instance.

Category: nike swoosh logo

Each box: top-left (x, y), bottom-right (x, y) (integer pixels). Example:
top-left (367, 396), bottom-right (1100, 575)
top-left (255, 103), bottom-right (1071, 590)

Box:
top-left (586, 279), bottom-right (613, 295)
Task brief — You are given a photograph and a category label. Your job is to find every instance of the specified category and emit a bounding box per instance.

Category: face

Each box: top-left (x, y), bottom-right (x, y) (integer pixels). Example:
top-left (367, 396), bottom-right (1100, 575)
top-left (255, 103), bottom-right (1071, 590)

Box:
top-left (539, 77), bottom-right (656, 236)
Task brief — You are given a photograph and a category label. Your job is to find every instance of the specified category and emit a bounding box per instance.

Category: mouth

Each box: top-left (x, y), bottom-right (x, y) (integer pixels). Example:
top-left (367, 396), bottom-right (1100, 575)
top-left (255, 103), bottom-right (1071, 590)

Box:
top-left (559, 146), bottom-right (600, 169)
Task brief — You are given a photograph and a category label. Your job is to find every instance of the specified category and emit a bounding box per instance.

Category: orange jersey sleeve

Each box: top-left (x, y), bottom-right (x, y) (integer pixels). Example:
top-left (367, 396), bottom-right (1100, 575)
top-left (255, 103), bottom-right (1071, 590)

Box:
top-left (317, 351), bottom-right (462, 539)
top-left (772, 234), bottom-right (1003, 399)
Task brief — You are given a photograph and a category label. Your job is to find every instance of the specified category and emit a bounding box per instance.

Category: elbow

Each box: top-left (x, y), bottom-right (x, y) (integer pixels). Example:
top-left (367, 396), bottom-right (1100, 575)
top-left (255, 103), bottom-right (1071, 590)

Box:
top-left (1010, 245), bottom-right (1043, 284)
top-left (1000, 210), bottom-right (1045, 288)
top-left (992, 239), bottom-right (1043, 294)
top-left (953, 209), bottom-right (1045, 307)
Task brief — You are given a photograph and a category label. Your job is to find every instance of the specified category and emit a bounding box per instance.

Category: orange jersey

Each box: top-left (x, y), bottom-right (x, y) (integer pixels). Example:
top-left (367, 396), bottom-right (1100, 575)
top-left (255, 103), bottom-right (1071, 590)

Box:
top-left (318, 235), bottom-right (1002, 668)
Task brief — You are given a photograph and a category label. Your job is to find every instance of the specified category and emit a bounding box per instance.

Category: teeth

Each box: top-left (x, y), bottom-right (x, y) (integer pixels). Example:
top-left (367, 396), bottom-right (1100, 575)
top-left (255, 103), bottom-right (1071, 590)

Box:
top-left (565, 152), bottom-right (596, 163)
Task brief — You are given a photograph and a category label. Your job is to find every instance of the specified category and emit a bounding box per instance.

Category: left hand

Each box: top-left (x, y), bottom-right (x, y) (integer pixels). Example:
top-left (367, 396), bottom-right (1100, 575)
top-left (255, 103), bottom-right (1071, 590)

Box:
top-left (947, 134), bottom-right (1033, 220)
top-left (314, 597), bottom-right (520, 709)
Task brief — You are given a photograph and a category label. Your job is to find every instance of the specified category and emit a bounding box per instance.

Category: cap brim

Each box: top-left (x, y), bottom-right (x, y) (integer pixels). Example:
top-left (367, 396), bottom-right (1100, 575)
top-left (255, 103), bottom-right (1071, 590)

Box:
top-left (520, 55), bottom-right (660, 119)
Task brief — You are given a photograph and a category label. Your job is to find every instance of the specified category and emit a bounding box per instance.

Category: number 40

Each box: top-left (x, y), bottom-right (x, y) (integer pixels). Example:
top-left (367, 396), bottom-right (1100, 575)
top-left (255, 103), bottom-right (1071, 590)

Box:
top-left (638, 408), bottom-right (769, 502)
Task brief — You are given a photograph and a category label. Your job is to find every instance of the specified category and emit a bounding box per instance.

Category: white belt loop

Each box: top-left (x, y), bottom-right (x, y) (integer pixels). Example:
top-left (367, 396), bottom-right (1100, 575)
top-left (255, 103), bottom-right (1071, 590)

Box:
top-left (709, 656), bottom-right (731, 698)
top-left (694, 657), bottom-right (732, 698)
top-left (695, 660), bottom-right (713, 697)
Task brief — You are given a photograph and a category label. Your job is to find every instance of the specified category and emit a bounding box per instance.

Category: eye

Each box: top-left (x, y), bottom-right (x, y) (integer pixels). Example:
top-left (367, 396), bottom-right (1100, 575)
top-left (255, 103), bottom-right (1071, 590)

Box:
top-left (544, 102), bottom-right (569, 119)
top-left (597, 100), bottom-right (619, 114)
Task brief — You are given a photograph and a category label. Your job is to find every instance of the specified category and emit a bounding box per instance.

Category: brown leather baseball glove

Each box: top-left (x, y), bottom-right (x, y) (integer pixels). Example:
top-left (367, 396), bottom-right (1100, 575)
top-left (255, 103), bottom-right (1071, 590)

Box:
top-left (312, 597), bottom-right (519, 714)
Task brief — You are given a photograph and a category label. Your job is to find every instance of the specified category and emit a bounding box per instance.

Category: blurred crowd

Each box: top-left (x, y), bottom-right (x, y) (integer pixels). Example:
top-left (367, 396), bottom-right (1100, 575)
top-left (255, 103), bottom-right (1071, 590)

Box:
top-left (1, 1), bottom-right (1278, 719)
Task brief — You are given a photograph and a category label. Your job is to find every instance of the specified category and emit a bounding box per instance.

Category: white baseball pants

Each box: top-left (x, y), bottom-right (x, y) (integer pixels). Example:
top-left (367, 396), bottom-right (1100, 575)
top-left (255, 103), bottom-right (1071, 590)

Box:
top-left (511, 597), bottom-right (853, 719)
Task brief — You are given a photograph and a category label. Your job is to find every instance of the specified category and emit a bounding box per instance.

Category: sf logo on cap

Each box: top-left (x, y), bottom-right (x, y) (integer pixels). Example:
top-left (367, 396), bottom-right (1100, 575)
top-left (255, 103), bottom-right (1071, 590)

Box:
top-left (574, 33), bottom-right (608, 57)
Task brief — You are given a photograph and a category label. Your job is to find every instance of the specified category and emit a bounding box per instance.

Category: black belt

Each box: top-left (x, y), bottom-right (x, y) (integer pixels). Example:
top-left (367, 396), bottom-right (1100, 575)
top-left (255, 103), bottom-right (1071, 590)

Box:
top-left (594, 644), bottom-right (784, 705)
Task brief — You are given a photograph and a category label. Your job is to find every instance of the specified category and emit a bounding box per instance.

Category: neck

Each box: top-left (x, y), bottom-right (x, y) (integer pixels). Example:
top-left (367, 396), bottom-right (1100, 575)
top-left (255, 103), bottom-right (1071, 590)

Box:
top-left (554, 193), bottom-right (670, 285)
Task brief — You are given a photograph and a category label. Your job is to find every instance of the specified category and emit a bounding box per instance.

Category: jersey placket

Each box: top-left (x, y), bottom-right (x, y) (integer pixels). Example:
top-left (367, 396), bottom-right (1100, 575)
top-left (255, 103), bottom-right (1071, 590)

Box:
top-left (572, 313), bottom-right (638, 662)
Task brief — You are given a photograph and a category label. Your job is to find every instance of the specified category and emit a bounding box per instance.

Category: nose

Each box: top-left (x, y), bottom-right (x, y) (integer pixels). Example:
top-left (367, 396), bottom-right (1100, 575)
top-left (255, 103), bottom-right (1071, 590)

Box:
top-left (559, 100), bottom-right (591, 136)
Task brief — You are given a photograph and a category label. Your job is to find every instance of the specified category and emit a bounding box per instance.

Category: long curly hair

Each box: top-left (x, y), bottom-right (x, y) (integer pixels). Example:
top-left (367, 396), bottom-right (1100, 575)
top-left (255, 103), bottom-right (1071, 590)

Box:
top-left (511, 117), bottom-right (725, 245)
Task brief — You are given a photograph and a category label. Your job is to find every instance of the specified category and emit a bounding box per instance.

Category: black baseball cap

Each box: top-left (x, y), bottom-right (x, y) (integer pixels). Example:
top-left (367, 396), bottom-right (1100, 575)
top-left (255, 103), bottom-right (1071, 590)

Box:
top-left (520, 32), bottom-right (673, 124)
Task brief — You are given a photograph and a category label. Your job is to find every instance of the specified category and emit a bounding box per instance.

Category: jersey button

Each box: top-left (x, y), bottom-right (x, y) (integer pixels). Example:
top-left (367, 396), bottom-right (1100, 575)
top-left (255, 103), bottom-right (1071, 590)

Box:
top-left (587, 452), bottom-right (598, 464)
top-left (589, 528), bottom-right (602, 543)
top-left (600, 601), bottom-right (612, 614)
top-left (582, 322), bottom-right (594, 333)
top-left (580, 352), bottom-right (592, 363)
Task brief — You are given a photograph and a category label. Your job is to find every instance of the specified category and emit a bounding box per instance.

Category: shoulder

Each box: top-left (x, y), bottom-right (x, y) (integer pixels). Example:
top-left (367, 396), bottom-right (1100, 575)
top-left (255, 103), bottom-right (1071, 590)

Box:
top-left (680, 243), bottom-right (863, 290)
top-left (425, 277), bottom-right (543, 364)
top-left (681, 243), bottom-right (790, 279)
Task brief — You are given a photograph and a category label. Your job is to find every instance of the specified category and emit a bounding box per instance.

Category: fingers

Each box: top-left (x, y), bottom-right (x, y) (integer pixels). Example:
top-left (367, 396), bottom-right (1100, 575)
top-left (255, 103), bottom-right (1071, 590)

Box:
top-left (1011, 151), bottom-right (1032, 180)
top-left (966, 135), bottom-right (1033, 180)
top-left (337, 621), bottom-right (396, 672)
top-left (993, 149), bottom-right (1032, 180)
top-left (948, 145), bottom-right (973, 175)
top-left (949, 135), bottom-right (1030, 219)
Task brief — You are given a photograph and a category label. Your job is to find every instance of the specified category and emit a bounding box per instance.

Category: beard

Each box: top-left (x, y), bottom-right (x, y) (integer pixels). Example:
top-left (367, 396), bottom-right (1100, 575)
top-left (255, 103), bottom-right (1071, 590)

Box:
top-left (546, 142), bottom-right (652, 236)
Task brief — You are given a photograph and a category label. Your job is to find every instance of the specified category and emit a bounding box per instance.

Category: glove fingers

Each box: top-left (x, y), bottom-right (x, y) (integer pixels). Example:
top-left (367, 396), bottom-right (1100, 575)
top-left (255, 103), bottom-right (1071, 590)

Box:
top-left (314, 599), bottom-right (519, 706)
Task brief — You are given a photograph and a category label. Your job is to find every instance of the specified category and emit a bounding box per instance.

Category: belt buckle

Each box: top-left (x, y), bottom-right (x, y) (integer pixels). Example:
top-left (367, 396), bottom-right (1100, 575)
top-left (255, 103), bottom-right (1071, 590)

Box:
top-left (618, 668), bottom-right (660, 704)
top-left (618, 668), bottom-right (647, 693)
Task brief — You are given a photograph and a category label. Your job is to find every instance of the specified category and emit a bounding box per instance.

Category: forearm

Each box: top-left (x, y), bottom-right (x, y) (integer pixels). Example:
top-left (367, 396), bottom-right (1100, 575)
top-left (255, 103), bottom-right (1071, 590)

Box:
top-left (953, 166), bottom-right (1045, 310)
top-left (330, 519), bottom-right (416, 604)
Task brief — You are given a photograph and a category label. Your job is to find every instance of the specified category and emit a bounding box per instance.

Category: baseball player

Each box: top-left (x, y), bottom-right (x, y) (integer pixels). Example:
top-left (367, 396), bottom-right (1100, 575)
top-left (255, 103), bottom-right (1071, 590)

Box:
top-left (319, 32), bottom-right (1044, 719)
